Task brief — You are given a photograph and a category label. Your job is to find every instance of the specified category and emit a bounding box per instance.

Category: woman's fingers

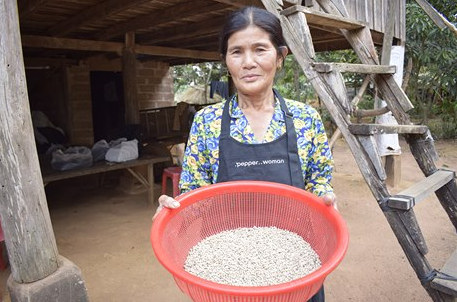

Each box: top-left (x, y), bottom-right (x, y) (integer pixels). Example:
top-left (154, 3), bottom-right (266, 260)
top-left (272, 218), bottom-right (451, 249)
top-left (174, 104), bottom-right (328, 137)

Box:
top-left (321, 192), bottom-right (338, 211)
top-left (152, 195), bottom-right (181, 221)
top-left (158, 195), bottom-right (180, 208)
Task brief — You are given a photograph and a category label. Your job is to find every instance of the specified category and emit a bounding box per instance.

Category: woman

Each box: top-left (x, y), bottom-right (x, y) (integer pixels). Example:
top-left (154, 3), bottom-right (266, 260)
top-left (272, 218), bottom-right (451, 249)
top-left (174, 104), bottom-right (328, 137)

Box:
top-left (155, 6), bottom-right (336, 302)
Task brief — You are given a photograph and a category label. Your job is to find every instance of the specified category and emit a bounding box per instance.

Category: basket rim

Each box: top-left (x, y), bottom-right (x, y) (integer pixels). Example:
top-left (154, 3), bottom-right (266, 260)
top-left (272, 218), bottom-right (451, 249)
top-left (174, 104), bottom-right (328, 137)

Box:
top-left (151, 180), bottom-right (349, 296)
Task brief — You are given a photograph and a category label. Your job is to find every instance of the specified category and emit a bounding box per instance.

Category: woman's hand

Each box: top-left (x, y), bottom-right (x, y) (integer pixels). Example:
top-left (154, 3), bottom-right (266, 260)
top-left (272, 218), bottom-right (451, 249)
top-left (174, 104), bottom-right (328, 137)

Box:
top-left (152, 194), bottom-right (181, 221)
top-left (321, 192), bottom-right (338, 210)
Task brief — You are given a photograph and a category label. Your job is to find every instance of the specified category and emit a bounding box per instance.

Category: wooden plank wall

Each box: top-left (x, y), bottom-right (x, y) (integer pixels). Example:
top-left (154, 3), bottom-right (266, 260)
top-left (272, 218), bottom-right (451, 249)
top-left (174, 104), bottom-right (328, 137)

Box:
top-left (344, 0), bottom-right (406, 42)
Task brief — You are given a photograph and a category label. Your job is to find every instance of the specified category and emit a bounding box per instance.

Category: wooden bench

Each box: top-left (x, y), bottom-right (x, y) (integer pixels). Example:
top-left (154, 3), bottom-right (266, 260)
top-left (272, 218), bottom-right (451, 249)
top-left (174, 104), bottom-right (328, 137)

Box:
top-left (41, 155), bottom-right (171, 204)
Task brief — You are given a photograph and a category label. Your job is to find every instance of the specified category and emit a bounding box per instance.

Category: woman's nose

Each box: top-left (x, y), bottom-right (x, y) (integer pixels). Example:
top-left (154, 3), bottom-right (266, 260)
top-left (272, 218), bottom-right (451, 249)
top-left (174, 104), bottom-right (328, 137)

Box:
top-left (242, 51), bottom-right (256, 68)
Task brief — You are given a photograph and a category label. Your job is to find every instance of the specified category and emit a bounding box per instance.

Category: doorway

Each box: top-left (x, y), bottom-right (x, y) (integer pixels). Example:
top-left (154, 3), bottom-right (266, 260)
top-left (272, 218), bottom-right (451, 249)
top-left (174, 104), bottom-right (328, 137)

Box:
top-left (90, 71), bottom-right (125, 142)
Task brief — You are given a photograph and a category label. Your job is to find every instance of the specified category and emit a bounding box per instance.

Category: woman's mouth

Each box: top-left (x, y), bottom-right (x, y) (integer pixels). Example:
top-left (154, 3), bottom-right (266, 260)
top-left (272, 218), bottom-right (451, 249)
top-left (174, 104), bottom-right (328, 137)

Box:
top-left (242, 74), bottom-right (260, 81)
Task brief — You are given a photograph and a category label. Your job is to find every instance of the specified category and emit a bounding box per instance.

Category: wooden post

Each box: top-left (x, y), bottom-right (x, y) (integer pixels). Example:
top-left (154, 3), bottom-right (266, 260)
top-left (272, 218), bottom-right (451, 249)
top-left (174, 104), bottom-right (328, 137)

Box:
top-left (377, 0), bottom-right (402, 188)
top-left (384, 154), bottom-right (402, 187)
top-left (0, 0), bottom-right (59, 283)
top-left (1, 1), bottom-right (88, 301)
top-left (123, 32), bottom-right (140, 125)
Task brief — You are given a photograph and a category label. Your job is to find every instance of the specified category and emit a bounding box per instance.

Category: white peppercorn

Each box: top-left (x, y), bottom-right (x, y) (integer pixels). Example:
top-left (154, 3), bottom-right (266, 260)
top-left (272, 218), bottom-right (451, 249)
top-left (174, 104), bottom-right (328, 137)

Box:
top-left (184, 226), bottom-right (321, 286)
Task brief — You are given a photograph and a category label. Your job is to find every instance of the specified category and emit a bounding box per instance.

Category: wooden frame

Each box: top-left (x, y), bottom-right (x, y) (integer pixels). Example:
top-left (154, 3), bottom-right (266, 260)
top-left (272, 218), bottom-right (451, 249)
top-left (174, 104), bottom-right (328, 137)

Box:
top-left (41, 155), bottom-right (171, 204)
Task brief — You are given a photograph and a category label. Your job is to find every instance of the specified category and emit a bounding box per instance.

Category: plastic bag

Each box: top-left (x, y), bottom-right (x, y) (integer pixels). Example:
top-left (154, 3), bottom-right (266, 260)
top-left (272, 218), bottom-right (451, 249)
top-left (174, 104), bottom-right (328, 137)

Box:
top-left (105, 139), bottom-right (138, 162)
top-left (51, 146), bottom-right (93, 171)
top-left (91, 139), bottom-right (110, 162)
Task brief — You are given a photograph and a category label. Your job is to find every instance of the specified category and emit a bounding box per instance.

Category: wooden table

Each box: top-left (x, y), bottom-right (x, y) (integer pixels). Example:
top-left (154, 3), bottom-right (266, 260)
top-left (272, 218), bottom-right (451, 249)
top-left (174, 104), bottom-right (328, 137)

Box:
top-left (41, 155), bottom-right (171, 204)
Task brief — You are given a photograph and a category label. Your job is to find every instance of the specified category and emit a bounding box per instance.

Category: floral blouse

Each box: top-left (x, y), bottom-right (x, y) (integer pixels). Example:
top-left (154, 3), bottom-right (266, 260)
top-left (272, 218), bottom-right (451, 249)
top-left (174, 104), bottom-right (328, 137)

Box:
top-left (179, 94), bottom-right (334, 197)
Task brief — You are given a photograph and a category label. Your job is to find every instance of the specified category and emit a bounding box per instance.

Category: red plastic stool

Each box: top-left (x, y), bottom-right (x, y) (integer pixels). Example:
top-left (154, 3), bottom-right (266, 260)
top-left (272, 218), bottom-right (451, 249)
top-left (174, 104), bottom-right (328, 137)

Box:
top-left (161, 166), bottom-right (182, 198)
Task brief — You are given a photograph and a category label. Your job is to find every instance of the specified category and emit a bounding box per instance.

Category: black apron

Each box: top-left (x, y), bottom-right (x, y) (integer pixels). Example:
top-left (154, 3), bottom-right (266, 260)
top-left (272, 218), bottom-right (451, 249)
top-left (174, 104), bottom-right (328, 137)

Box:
top-left (216, 90), bottom-right (304, 188)
top-left (216, 90), bottom-right (324, 302)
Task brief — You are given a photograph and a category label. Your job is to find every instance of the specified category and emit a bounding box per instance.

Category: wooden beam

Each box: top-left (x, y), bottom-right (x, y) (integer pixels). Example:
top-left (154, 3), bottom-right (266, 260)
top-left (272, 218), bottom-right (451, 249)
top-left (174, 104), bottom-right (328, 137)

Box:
top-left (349, 124), bottom-right (429, 135)
top-left (313, 62), bottom-right (396, 74)
top-left (327, 0), bottom-right (349, 16)
top-left (21, 35), bottom-right (220, 60)
top-left (358, 135), bottom-right (387, 180)
top-left (24, 57), bottom-right (79, 67)
top-left (123, 32), bottom-right (139, 125)
top-left (209, 0), bottom-right (263, 7)
top-left (96, 0), bottom-right (227, 40)
top-left (134, 45), bottom-right (220, 61)
top-left (22, 35), bottom-right (122, 53)
top-left (316, 0), bottom-right (348, 17)
top-left (281, 5), bottom-right (366, 30)
top-left (387, 170), bottom-right (456, 210)
top-left (287, 5), bottom-right (316, 59)
top-left (139, 18), bottom-right (222, 45)
top-left (164, 33), bottom-right (221, 50)
top-left (46, 0), bottom-right (152, 37)
top-left (380, 0), bottom-right (397, 65)
top-left (414, 0), bottom-right (457, 36)
top-left (351, 75), bottom-right (371, 107)
top-left (17, 0), bottom-right (51, 19)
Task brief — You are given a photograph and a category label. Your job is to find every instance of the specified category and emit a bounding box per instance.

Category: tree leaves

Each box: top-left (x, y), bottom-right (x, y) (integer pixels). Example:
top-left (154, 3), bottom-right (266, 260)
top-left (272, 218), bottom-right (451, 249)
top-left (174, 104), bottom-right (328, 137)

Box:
top-left (405, 0), bottom-right (457, 138)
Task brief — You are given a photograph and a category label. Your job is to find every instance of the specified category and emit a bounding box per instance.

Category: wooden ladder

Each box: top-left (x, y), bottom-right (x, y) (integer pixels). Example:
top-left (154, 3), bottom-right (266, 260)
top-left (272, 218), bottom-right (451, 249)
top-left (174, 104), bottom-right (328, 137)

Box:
top-left (260, 0), bottom-right (457, 301)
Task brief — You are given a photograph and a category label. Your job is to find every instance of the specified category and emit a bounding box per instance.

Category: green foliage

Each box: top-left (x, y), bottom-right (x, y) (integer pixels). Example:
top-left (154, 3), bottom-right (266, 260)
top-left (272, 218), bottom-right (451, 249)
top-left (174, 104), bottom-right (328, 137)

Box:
top-left (274, 56), bottom-right (315, 102)
top-left (425, 0), bottom-right (457, 22)
top-left (405, 0), bottom-right (457, 138)
top-left (172, 62), bottom-right (225, 94)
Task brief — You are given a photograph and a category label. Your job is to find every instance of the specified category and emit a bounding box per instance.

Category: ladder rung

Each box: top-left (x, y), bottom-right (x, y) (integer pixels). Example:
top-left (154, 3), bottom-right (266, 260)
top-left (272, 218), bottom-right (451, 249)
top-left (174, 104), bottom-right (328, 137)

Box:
top-left (281, 5), bottom-right (367, 30)
top-left (387, 169), bottom-right (456, 210)
top-left (313, 63), bottom-right (396, 74)
top-left (431, 249), bottom-right (457, 297)
top-left (349, 124), bottom-right (429, 135)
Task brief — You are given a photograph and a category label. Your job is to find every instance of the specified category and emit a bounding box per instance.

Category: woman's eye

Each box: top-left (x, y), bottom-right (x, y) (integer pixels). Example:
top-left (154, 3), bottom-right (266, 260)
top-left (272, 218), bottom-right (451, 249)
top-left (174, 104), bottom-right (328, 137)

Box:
top-left (256, 48), bottom-right (266, 53)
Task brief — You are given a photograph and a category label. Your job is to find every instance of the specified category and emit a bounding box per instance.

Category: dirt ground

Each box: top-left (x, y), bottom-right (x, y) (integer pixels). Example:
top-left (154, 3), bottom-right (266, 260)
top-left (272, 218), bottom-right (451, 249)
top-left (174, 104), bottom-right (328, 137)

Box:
top-left (0, 137), bottom-right (456, 302)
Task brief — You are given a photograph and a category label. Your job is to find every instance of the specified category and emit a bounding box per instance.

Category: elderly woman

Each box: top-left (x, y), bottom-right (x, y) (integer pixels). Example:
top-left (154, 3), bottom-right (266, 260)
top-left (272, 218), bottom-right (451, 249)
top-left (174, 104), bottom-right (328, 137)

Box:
top-left (156, 6), bottom-right (336, 302)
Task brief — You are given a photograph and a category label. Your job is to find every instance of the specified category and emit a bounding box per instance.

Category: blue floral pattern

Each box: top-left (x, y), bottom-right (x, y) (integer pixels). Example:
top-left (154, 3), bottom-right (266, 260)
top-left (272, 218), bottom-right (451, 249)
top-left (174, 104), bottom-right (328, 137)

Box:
top-left (179, 94), bottom-right (334, 197)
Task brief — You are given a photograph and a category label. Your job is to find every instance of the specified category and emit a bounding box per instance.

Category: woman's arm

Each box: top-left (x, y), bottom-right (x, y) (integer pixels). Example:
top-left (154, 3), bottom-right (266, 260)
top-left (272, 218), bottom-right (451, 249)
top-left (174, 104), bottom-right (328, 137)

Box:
top-left (179, 108), bottom-right (217, 193)
top-left (303, 108), bottom-right (334, 197)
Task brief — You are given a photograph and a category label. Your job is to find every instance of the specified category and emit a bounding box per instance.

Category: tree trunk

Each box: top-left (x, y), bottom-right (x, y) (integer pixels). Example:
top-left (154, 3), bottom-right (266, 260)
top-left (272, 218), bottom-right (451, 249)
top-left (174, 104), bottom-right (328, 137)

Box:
top-left (402, 57), bottom-right (413, 91)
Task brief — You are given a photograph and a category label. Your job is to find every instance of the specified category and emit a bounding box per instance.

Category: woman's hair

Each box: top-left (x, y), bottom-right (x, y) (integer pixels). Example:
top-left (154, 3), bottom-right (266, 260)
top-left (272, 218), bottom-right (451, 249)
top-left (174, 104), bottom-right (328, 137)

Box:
top-left (219, 6), bottom-right (287, 60)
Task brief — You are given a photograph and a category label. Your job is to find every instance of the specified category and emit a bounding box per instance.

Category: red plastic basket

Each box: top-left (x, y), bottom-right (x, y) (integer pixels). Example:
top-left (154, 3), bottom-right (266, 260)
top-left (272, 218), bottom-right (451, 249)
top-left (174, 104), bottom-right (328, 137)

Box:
top-left (151, 181), bottom-right (348, 302)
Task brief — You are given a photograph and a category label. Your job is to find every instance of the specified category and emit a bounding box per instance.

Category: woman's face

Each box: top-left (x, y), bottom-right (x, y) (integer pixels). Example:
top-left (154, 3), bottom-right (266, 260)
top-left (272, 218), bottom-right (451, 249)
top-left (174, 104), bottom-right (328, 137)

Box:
top-left (225, 25), bottom-right (285, 97)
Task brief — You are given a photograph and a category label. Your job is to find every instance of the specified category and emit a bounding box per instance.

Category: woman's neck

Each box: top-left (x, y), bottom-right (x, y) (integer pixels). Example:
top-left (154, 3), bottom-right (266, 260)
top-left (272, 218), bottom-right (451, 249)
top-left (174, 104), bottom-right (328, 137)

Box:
top-left (237, 90), bottom-right (275, 112)
top-left (236, 90), bottom-right (275, 142)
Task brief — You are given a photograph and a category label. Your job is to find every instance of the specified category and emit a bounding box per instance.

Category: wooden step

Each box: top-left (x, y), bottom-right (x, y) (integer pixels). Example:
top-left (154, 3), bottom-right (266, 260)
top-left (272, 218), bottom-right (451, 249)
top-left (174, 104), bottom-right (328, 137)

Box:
top-left (387, 169), bottom-right (456, 210)
top-left (349, 124), bottom-right (429, 136)
top-left (431, 249), bottom-right (457, 297)
top-left (281, 5), bottom-right (367, 31)
top-left (313, 62), bottom-right (396, 74)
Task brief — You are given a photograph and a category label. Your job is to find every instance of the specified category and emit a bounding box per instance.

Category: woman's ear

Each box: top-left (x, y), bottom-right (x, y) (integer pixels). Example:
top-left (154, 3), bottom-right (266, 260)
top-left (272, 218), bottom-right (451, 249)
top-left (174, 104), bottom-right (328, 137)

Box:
top-left (278, 46), bottom-right (288, 67)
top-left (280, 46), bottom-right (289, 58)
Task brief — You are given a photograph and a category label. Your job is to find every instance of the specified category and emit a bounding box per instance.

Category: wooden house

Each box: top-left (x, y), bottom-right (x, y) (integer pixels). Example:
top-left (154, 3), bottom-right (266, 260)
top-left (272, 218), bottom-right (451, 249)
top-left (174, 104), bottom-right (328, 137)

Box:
top-left (5, 1), bottom-right (457, 302)
top-left (18, 0), bottom-right (406, 147)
